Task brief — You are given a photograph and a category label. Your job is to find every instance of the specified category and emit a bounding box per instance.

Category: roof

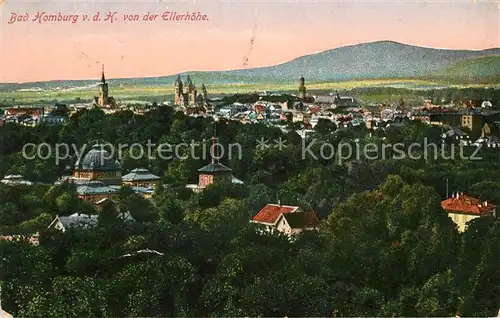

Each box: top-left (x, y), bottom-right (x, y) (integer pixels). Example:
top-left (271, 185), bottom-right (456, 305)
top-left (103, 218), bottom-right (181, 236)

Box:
top-left (252, 204), bottom-right (301, 224)
top-left (75, 144), bottom-right (121, 171)
top-left (474, 135), bottom-right (500, 145)
top-left (314, 96), bottom-right (337, 104)
top-left (53, 212), bottom-right (135, 230)
top-left (231, 175), bottom-right (244, 184)
top-left (122, 168), bottom-right (161, 182)
top-left (442, 127), bottom-right (469, 138)
top-left (441, 194), bottom-right (496, 216)
top-left (131, 186), bottom-right (155, 195)
top-left (198, 163), bottom-right (232, 173)
top-left (282, 212), bottom-right (320, 229)
top-left (3, 174), bottom-right (24, 180)
top-left (57, 213), bottom-right (98, 230)
top-left (76, 182), bottom-right (119, 195)
top-left (1, 175), bottom-right (33, 185)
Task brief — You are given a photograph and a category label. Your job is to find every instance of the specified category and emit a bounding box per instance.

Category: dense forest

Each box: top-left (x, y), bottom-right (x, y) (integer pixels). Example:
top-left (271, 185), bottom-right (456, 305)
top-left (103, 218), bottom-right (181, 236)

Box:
top-left (0, 105), bottom-right (499, 317)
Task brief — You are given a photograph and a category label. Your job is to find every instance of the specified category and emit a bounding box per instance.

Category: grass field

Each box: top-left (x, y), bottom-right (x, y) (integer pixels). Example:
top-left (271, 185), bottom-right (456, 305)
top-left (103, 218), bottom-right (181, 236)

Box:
top-left (1, 79), bottom-right (498, 105)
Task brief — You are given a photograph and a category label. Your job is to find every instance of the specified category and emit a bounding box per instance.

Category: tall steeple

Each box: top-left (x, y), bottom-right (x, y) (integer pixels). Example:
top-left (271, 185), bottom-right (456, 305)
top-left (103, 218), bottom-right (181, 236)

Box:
top-left (101, 64), bottom-right (106, 83)
top-left (174, 75), bottom-right (183, 105)
top-left (298, 76), bottom-right (306, 99)
top-left (98, 64), bottom-right (109, 107)
top-left (174, 74), bottom-right (182, 86)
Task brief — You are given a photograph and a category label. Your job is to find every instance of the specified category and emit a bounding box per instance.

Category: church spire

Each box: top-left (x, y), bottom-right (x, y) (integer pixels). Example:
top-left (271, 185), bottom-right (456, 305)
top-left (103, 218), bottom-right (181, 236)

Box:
top-left (101, 64), bottom-right (106, 83)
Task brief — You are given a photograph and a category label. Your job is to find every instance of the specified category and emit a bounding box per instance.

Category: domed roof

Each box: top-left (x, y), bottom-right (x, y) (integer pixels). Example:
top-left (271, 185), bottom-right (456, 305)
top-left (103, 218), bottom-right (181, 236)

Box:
top-left (75, 144), bottom-right (121, 171)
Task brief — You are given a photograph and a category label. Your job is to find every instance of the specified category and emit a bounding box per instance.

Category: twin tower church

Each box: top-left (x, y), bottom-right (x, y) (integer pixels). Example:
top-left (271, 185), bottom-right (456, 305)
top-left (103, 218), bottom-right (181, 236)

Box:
top-left (92, 66), bottom-right (209, 111)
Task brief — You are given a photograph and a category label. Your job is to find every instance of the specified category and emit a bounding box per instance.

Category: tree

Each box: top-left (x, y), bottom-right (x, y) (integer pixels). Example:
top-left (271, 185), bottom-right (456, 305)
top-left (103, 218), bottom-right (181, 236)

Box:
top-left (158, 195), bottom-right (183, 225)
top-left (122, 193), bottom-right (157, 222)
top-left (315, 118), bottom-right (337, 136)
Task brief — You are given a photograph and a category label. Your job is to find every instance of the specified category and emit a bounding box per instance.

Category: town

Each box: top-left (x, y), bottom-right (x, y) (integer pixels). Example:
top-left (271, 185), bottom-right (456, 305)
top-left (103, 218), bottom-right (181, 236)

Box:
top-left (1, 55), bottom-right (500, 318)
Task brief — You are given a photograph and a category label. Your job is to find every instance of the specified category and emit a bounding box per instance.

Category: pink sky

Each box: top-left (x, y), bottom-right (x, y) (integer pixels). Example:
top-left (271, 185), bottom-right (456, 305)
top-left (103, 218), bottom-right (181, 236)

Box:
top-left (0, 0), bottom-right (499, 83)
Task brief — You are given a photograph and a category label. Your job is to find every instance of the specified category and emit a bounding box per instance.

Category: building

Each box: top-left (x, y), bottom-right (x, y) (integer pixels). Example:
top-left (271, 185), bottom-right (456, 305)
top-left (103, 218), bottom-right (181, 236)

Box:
top-left (73, 143), bottom-right (122, 186)
top-left (3, 107), bottom-right (43, 118)
top-left (61, 144), bottom-right (159, 202)
top-left (122, 168), bottom-right (161, 187)
top-left (251, 203), bottom-right (320, 236)
top-left (472, 123), bottom-right (500, 148)
top-left (41, 114), bottom-right (67, 125)
top-left (298, 76), bottom-right (306, 99)
top-left (441, 193), bottom-right (496, 232)
top-left (1, 175), bottom-right (33, 186)
top-left (76, 181), bottom-right (119, 204)
top-left (48, 211), bottom-right (134, 232)
top-left (333, 92), bottom-right (357, 107)
top-left (441, 127), bottom-right (471, 145)
top-left (173, 75), bottom-right (209, 109)
top-left (198, 137), bottom-right (233, 189)
top-left (0, 233), bottom-right (39, 246)
top-left (186, 136), bottom-right (243, 192)
top-left (48, 213), bottom-right (97, 232)
top-left (93, 65), bottom-right (118, 108)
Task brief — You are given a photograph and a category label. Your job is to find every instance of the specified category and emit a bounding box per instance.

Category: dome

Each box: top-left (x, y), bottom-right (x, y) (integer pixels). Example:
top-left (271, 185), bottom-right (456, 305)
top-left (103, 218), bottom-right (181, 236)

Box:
top-left (75, 144), bottom-right (121, 171)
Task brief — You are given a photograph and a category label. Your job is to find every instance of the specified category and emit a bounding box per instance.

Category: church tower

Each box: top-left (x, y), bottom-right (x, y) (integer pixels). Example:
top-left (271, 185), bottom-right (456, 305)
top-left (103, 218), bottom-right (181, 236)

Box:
top-left (98, 65), bottom-right (109, 107)
top-left (201, 84), bottom-right (208, 101)
top-left (174, 75), bottom-right (183, 105)
top-left (298, 76), bottom-right (306, 99)
top-left (184, 75), bottom-right (194, 94)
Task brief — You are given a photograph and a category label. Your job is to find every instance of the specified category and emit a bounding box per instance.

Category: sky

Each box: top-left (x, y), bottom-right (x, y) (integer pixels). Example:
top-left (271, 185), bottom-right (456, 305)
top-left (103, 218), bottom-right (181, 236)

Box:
top-left (0, 0), bottom-right (499, 83)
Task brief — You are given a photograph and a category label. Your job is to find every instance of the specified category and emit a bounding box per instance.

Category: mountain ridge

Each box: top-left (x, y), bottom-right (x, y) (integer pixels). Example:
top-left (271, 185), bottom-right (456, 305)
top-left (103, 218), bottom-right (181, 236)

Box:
top-left (2, 41), bottom-right (499, 89)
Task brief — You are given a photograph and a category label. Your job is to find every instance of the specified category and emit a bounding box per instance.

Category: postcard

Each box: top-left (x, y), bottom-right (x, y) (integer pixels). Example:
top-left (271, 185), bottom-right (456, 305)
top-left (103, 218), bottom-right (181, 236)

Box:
top-left (0, 0), bottom-right (499, 317)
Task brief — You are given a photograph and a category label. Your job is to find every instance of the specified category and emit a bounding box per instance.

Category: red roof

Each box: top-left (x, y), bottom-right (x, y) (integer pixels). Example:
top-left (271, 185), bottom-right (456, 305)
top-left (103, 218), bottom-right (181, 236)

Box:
top-left (5, 108), bottom-right (42, 117)
top-left (301, 96), bottom-right (315, 103)
top-left (252, 204), bottom-right (300, 224)
top-left (441, 194), bottom-right (496, 216)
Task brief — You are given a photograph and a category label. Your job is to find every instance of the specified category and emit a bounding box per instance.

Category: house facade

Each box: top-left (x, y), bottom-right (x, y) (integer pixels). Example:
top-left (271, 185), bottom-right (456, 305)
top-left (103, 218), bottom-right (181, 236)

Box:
top-left (441, 193), bottom-right (496, 232)
top-left (122, 168), bottom-right (161, 187)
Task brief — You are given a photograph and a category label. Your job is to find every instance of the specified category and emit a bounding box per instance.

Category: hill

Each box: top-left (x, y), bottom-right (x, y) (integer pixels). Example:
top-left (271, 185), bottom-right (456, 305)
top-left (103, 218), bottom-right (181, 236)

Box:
top-left (2, 41), bottom-right (499, 92)
top-left (433, 55), bottom-right (500, 83)
top-left (220, 41), bottom-right (500, 81)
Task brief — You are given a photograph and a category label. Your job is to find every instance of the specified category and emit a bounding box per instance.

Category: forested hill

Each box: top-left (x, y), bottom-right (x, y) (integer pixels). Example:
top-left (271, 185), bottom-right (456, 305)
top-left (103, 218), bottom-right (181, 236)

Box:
top-left (1, 41), bottom-right (499, 92)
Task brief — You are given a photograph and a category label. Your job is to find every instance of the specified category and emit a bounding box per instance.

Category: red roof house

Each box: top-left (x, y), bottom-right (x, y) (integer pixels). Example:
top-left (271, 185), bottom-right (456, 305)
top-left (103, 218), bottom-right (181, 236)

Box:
top-left (441, 192), bottom-right (496, 232)
top-left (252, 204), bottom-right (301, 225)
top-left (441, 193), bottom-right (496, 216)
top-left (252, 204), bottom-right (320, 235)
